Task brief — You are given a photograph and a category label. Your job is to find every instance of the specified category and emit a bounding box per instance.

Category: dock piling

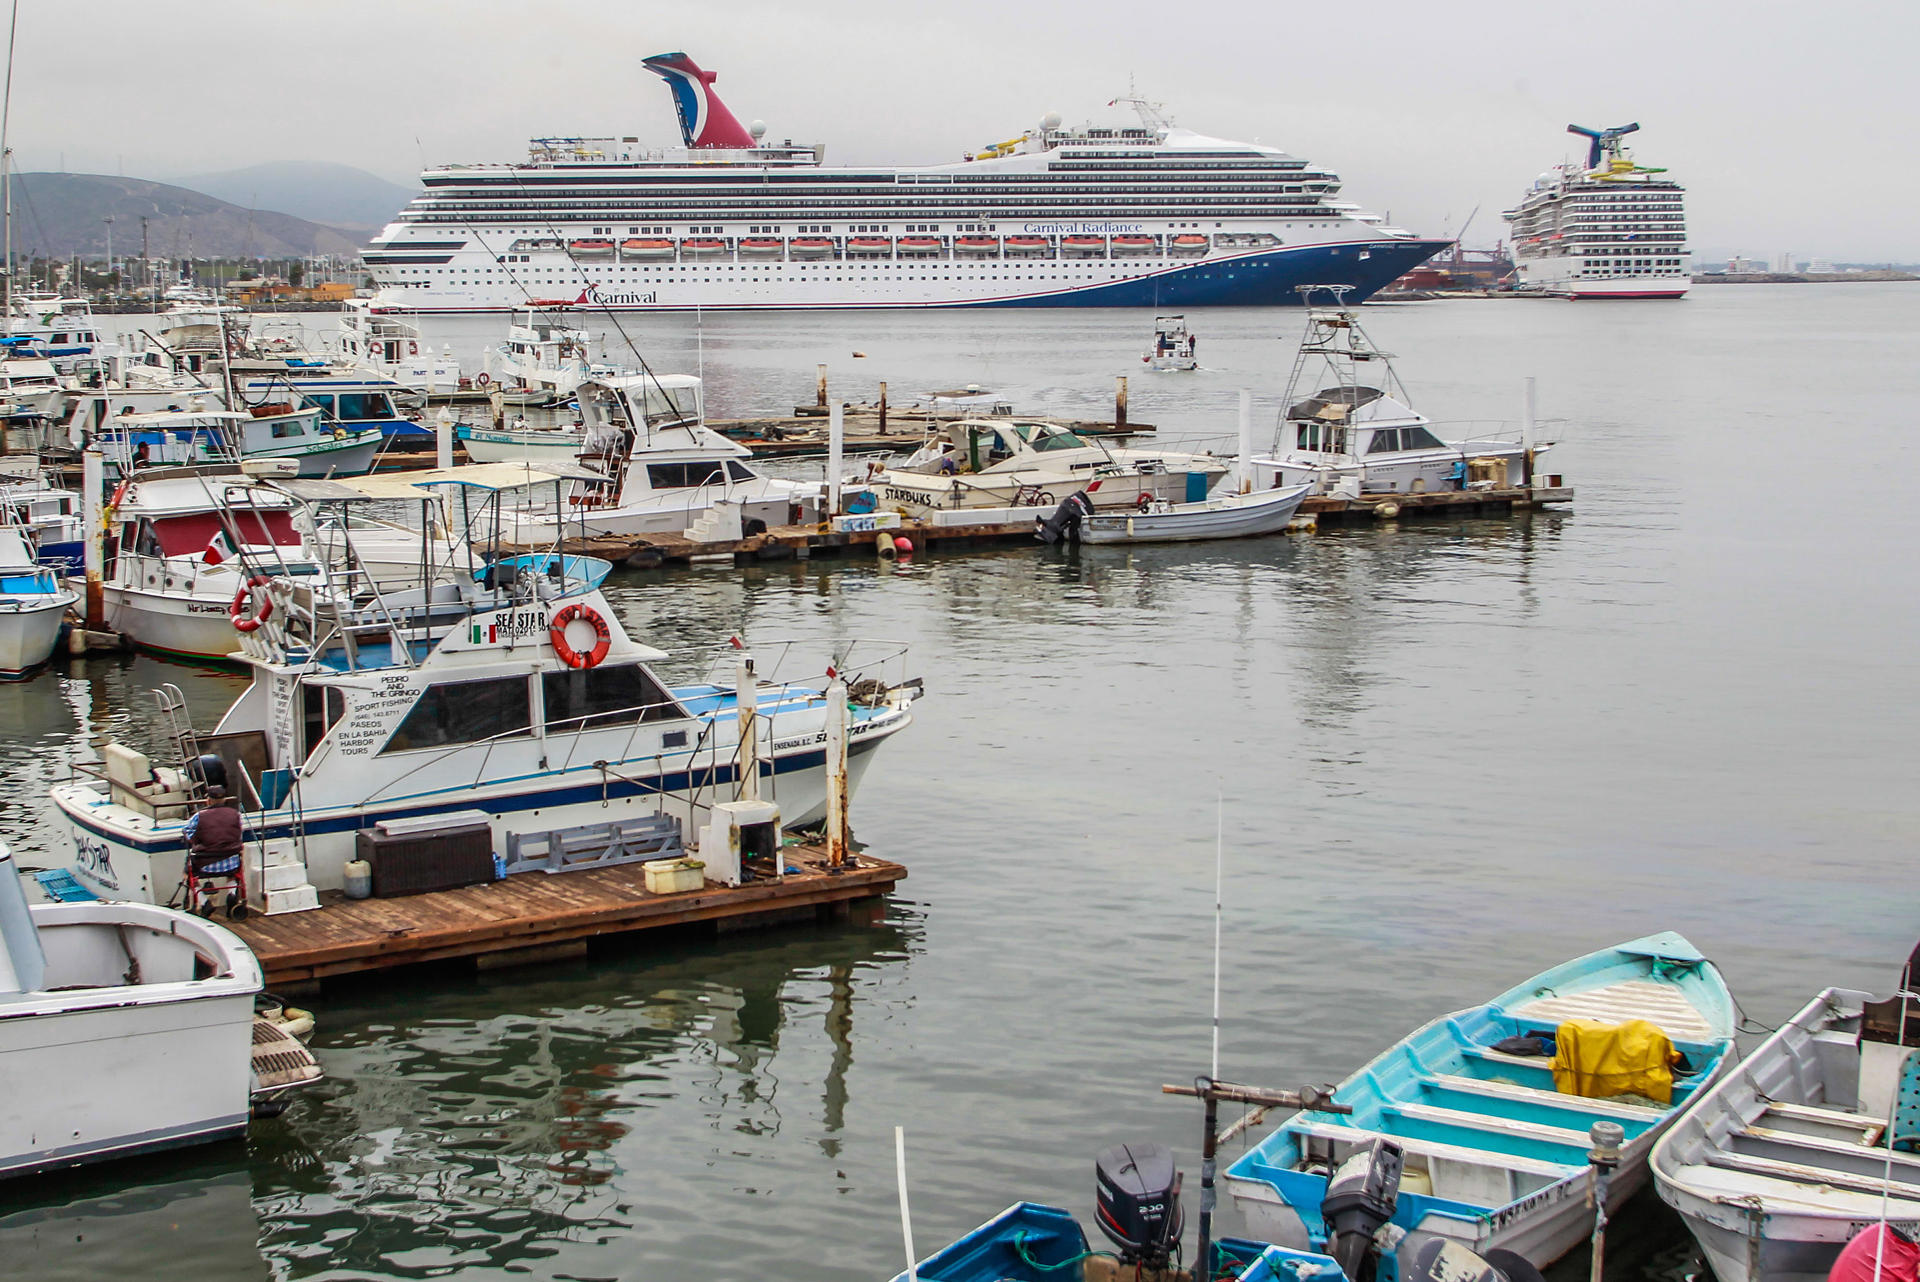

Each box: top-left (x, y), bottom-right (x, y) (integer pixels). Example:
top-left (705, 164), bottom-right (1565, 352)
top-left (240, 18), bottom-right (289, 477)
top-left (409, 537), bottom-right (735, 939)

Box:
top-left (435, 407), bottom-right (455, 471)
top-left (878, 381), bottom-right (888, 435)
top-left (826, 676), bottom-right (849, 870)
top-left (827, 399), bottom-right (844, 517)
top-left (735, 656), bottom-right (759, 802)
top-left (1522, 376), bottom-right (1538, 488)
top-left (1115, 375), bottom-right (1129, 430)
top-left (816, 362), bottom-right (829, 410)
top-left (1237, 390), bottom-right (1253, 494)
top-left (81, 448), bottom-right (104, 630)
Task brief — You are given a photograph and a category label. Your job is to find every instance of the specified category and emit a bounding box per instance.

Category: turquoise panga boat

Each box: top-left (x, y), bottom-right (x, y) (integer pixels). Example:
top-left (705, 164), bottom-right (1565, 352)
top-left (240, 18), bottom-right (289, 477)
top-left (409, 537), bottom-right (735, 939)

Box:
top-left (1224, 932), bottom-right (1736, 1271)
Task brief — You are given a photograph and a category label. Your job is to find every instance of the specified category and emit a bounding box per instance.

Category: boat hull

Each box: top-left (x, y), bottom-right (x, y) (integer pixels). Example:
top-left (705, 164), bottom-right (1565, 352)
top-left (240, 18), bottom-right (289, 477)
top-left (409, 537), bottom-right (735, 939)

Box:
top-left (100, 584), bottom-right (245, 661)
top-left (1079, 484), bottom-right (1309, 544)
top-left (0, 903), bottom-right (260, 1180)
top-left (0, 594), bottom-right (75, 676)
top-left (459, 427), bottom-right (587, 464)
top-left (53, 711), bottom-right (904, 904)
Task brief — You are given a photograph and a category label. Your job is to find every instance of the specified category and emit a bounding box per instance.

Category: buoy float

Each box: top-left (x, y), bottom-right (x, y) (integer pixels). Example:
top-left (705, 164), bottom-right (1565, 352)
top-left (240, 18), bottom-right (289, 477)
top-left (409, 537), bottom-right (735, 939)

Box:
top-left (852, 350), bottom-right (868, 358)
top-left (876, 537), bottom-right (897, 560)
top-left (1375, 501), bottom-right (1401, 520)
top-left (893, 535), bottom-right (914, 557)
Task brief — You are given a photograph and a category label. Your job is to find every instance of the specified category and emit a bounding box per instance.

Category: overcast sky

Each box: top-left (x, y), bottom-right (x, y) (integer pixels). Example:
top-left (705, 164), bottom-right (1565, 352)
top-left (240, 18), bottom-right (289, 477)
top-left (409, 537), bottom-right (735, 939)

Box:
top-left (8, 0), bottom-right (1915, 260)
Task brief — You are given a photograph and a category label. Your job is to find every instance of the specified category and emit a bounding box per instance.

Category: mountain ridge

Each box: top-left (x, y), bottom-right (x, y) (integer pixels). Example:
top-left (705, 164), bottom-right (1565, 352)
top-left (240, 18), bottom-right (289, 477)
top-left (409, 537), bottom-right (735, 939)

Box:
top-left (8, 173), bottom-right (373, 259)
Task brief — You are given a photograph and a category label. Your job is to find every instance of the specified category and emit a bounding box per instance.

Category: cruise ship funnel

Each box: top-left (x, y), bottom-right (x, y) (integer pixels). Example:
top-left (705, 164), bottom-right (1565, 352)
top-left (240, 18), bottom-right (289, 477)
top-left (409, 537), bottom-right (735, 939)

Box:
top-left (643, 52), bottom-right (756, 149)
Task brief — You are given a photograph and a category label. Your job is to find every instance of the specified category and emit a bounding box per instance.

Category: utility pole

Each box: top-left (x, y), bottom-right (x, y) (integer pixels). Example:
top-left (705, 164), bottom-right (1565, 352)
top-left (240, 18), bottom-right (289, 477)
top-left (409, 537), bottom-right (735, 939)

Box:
top-left (140, 216), bottom-right (150, 307)
top-left (102, 214), bottom-right (113, 295)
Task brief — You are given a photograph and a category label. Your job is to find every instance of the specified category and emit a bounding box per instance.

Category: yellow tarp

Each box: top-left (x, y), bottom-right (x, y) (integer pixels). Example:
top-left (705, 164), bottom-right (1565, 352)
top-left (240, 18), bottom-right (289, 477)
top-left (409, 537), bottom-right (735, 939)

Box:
top-left (1550, 1017), bottom-right (1678, 1104)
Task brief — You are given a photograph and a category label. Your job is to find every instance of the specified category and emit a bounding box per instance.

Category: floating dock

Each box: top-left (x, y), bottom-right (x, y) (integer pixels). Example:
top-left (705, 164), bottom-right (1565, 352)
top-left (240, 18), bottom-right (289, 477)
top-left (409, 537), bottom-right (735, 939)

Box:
top-left (509, 486), bottom-right (1574, 569)
top-left (229, 842), bottom-right (902, 987)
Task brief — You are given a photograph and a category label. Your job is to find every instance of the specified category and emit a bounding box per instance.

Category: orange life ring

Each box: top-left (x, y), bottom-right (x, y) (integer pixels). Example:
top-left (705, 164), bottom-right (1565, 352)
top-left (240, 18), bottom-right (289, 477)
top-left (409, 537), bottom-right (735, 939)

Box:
top-left (549, 602), bottom-right (610, 669)
top-left (1136, 492), bottom-right (1153, 512)
top-left (476, 372), bottom-right (491, 385)
top-left (229, 575), bottom-right (273, 634)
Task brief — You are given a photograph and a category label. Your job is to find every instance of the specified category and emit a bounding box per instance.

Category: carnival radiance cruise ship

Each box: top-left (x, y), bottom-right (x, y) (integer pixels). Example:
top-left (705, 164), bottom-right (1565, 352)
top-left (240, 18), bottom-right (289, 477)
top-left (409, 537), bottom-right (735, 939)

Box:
top-left (362, 52), bottom-right (1446, 313)
top-left (1503, 123), bottom-right (1688, 299)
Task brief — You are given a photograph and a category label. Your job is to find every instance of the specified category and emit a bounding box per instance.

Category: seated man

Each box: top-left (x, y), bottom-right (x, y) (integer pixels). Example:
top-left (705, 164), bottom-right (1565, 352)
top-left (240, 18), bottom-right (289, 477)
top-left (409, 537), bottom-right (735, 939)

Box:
top-left (183, 785), bottom-right (245, 875)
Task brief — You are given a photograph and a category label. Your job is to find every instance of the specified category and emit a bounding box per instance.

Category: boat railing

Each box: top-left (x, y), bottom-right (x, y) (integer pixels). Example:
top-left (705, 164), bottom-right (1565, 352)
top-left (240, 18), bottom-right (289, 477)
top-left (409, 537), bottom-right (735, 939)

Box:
top-left (694, 636), bottom-right (913, 691)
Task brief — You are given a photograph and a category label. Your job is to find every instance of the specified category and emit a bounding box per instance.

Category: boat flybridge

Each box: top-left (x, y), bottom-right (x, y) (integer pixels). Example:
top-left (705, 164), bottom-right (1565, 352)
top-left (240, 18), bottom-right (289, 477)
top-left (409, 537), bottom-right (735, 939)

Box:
top-left (1249, 297), bottom-right (1552, 496)
top-left (479, 308), bottom-right (618, 401)
top-left (336, 298), bottom-right (460, 395)
top-left (51, 461), bottom-right (922, 909)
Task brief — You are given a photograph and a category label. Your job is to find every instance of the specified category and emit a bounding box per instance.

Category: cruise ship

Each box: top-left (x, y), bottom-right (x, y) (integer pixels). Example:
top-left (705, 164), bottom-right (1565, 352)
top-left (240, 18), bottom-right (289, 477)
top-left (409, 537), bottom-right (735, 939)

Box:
top-left (1503, 123), bottom-right (1689, 299)
top-left (362, 52), bottom-right (1446, 313)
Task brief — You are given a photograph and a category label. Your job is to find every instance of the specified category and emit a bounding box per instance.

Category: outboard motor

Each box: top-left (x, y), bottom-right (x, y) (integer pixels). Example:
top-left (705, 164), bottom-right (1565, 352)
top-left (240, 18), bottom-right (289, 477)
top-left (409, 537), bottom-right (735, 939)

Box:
top-left (1407, 1238), bottom-right (1546, 1282)
top-left (1036, 490), bottom-right (1095, 545)
top-left (1323, 1139), bottom-right (1403, 1281)
top-left (1095, 1141), bottom-right (1184, 1270)
top-left (187, 753), bottom-right (229, 791)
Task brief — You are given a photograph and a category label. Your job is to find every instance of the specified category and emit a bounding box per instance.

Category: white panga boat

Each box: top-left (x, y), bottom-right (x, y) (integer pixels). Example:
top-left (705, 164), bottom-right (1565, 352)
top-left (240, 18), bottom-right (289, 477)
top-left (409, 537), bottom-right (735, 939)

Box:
top-left (1653, 945), bottom-right (1920, 1282)
top-left (1050, 481), bottom-right (1312, 545)
top-left (871, 418), bottom-right (1228, 518)
top-left (0, 844), bottom-right (322, 1179)
top-left (1143, 314), bottom-right (1199, 371)
top-left (1248, 303), bottom-right (1551, 496)
top-left (1224, 932), bottom-right (1736, 1270)
top-left (0, 526), bottom-right (75, 677)
top-left (50, 465), bottom-right (921, 905)
top-left (97, 467), bottom-right (339, 662)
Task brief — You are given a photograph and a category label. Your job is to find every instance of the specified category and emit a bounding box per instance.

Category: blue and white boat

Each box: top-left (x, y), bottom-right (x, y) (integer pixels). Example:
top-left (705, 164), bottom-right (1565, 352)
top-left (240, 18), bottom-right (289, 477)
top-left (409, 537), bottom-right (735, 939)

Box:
top-left (233, 370), bottom-right (426, 445)
top-left (50, 465), bottom-right (920, 904)
top-left (0, 526), bottom-right (76, 678)
top-left (1225, 933), bottom-right (1736, 1270)
top-left (0, 466), bottom-right (85, 574)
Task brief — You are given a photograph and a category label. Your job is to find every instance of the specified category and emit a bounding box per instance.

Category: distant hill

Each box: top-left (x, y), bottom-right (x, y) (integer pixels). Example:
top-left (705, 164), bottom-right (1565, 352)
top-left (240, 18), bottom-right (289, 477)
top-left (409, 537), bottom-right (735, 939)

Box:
top-left (9, 173), bottom-right (371, 258)
top-left (179, 162), bottom-right (415, 231)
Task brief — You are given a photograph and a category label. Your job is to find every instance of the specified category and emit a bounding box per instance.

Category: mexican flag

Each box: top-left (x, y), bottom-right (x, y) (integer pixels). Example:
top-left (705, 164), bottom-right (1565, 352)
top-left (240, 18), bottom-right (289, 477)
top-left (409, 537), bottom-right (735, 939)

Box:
top-left (203, 528), bottom-right (237, 566)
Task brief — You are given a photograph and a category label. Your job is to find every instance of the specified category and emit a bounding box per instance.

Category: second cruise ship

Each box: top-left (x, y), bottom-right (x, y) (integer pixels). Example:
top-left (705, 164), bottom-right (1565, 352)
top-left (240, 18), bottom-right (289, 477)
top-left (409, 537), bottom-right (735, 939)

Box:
top-left (363, 52), bottom-right (1446, 313)
top-left (1504, 122), bottom-right (1689, 299)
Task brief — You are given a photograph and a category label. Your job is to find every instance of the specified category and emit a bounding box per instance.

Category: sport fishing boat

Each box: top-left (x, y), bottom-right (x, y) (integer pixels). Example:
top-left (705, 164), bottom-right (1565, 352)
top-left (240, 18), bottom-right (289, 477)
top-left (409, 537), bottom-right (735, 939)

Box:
top-left (871, 419), bottom-right (1228, 518)
top-left (50, 466), bottom-right (921, 905)
top-left (0, 462), bottom-right (85, 573)
top-left (0, 844), bottom-right (322, 1179)
top-left (1652, 943), bottom-right (1920, 1282)
top-left (1143, 314), bottom-right (1199, 371)
top-left (1503, 123), bottom-right (1688, 299)
top-left (0, 355), bottom-right (65, 423)
top-left (93, 406), bottom-right (383, 478)
top-left (479, 308), bottom-right (618, 401)
top-left (363, 52), bottom-right (1444, 312)
top-left (335, 299), bottom-right (460, 394)
top-left (1224, 932), bottom-right (1736, 1270)
top-left (1248, 303), bottom-right (1550, 496)
top-left (96, 468), bottom-right (335, 662)
top-left (232, 369), bottom-right (426, 447)
top-left (486, 374), bottom-right (825, 540)
top-left (0, 526), bottom-right (75, 677)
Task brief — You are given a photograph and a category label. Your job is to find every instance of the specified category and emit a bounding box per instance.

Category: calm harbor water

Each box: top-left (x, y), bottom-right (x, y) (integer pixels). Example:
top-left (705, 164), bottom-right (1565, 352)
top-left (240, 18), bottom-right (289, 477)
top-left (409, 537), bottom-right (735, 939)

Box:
top-left (7, 285), bottom-right (1920, 1280)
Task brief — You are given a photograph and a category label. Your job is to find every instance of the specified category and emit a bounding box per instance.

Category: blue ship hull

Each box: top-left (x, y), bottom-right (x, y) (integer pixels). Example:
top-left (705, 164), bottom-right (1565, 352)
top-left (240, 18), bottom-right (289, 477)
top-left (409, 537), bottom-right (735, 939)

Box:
top-left (985, 239), bottom-right (1448, 308)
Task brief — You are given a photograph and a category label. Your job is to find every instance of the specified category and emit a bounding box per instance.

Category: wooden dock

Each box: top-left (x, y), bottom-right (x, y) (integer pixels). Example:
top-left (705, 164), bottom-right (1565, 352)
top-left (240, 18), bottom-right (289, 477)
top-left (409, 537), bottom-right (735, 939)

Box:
top-left (514, 486), bottom-right (1574, 569)
top-left (229, 843), bottom-right (903, 987)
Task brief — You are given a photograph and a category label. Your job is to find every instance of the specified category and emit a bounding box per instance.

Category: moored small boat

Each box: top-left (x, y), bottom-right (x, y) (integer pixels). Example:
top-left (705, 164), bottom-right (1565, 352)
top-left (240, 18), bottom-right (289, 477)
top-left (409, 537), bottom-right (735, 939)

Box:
top-left (1057, 481), bottom-right (1311, 545)
top-left (0, 844), bottom-right (322, 1180)
top-left (568, 238), bottom-right (616, 258)
top-left (0, 527), bottom-right (75, 677)
top-left (1653, 943), bottom-right (1920, 1282)
top-left (738, 237), bottom-right (785, 258)
top-left (1225, 932), bottom-right (1737, 1270)
top-left (788, 237), bottom-right (835, 259)
top-left (621, 237), bottom-right (676, 260)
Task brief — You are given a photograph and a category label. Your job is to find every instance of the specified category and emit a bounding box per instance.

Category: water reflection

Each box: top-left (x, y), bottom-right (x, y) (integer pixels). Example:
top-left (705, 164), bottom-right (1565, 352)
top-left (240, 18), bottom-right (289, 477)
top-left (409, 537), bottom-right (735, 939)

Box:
top-left (0, 1163), bottom-right (269, 1282)
top-left (253, 911), bottom-right (915, 1277)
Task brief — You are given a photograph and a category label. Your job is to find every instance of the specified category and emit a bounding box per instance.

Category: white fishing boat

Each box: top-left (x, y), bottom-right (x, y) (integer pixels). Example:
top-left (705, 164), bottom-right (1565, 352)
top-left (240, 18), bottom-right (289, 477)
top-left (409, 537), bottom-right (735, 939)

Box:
top-left (1058, 481), bottom-right (1311, 545)
top-left (336, 299), bottom-right (460, 394)
top-left (487, 374), bottom-right (824, 540)
top-left (0, 460), bottom-right (85, 573)
top-left (94, 406), bottom-right (383, 478)
top-left (0, 356), bottom-right (65, 422)
top-left (1143, 314), bottom-right (1199, 371)
top-left (480, 308), bottom-right (618, 400)
top-left (0, 844), bottom-right (322, 1180)
top-left (50, 465), bottom-right (921, 906)
top-left (1248, 303), bottom-right (1550, 496)
top-left (457, 416), bottom-right (592, 464)
top-left (1653, 947), bottom-right (1920, 1282)
top-left (0, 527), bottom-right (75, 677)
top-left (871, 418), bottom-right (1228, 518)
top-left (97, 468), bottom-right (337, 662)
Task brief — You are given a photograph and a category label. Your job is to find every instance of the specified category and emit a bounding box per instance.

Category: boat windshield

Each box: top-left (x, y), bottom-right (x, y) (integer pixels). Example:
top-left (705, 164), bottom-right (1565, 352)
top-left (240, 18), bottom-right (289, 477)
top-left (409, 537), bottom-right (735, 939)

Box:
top-left (151, 510), bottom-right (300, 554)
top-left (303, 392), bottom-right (397, 422)
top-left (1013, 424), bottom-right (1088, 452)
top-left (641, 384), bottom-right (700, 422)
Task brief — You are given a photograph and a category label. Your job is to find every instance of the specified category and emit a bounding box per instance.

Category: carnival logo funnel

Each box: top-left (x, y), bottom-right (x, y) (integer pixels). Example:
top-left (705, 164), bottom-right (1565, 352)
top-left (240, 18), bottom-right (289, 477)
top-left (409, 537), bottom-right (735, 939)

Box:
top-left (643, 52), bottom-right (756, 149)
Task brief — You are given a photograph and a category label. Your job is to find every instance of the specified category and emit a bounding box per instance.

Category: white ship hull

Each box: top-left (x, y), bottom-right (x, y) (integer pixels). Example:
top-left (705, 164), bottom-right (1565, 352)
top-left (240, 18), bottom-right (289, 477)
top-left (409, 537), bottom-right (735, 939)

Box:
top-left (1517, 254), bottom-right (1689, 299)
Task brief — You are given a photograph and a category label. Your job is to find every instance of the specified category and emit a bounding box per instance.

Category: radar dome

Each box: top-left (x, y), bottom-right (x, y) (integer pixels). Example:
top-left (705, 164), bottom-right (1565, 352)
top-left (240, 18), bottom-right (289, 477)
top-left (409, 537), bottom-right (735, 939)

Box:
top-left (749, 119), bottom-right (768, 141)
top-left (1041, 111), bottom-right (1063, 131)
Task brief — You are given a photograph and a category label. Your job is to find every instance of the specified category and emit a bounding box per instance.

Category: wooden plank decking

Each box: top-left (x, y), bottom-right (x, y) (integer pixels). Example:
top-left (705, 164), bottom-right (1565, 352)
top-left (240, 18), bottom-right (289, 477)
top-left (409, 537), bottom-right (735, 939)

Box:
top-left (231, 845), bottom-right (902, 986)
